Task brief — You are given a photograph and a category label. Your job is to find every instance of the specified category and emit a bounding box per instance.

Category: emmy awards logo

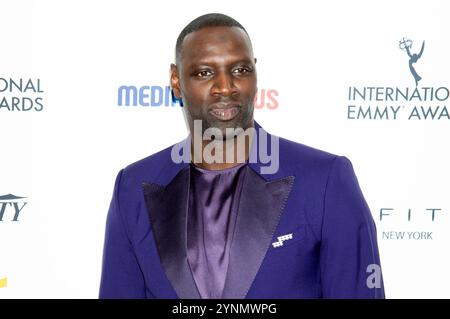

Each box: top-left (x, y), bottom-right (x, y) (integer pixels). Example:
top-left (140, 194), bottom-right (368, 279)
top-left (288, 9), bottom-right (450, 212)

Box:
top-left (399, 37), bottom-right (425, 87)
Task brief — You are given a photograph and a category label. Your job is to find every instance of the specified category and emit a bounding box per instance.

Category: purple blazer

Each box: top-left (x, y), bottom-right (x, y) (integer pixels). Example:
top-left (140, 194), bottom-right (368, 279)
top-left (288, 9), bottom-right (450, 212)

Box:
top-left (99, 122), bottom-right (385, 299)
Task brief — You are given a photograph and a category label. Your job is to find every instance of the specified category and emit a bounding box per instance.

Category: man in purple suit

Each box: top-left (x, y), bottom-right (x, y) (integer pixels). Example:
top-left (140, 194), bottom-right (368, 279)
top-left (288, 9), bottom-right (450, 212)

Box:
top-left (99, 13), bottom-right (385, 299)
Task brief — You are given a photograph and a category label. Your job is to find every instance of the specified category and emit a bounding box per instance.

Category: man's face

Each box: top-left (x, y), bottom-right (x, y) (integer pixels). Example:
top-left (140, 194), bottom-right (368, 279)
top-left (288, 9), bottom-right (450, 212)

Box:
top-left (171, 26), bottom-right (257, 137)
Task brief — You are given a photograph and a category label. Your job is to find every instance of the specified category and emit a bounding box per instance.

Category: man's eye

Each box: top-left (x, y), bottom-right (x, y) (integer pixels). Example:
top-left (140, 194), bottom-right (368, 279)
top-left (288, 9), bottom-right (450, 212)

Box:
top-left (233, 67), bottom-right (251, 74)
top-left (195, 70), bottom-right (213, 77)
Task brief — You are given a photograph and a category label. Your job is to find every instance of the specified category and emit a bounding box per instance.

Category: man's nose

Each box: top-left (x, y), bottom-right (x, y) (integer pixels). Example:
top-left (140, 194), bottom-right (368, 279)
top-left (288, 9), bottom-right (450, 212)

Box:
top-left (211, 72), bottom-right (238, 97)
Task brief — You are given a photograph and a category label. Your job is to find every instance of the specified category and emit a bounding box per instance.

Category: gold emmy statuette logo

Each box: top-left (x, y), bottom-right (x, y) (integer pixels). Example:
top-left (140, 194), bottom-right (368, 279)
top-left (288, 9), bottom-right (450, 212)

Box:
top-left (0, 277), bottom-right (7, 288)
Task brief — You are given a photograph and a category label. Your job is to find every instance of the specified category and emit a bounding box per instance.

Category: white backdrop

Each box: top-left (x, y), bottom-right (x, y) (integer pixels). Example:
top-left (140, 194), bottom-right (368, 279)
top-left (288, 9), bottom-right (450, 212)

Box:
top-left (0, 0), bottom-right (449, 298)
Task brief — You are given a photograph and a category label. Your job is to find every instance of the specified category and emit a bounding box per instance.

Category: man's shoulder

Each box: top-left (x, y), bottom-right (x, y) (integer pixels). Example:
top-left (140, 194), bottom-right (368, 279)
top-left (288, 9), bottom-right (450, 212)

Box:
top-left (278, 135), bottom-right (339, 169)
top-left (127, 144), bottom-right (173, 171)
top-left (119, 143), bottom-right (177, 185)
top-left (276, 136), bottom-right (358, 190)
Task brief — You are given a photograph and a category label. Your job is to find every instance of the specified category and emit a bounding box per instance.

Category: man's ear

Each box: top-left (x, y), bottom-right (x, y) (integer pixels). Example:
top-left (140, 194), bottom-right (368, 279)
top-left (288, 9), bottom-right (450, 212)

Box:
top-left (254, 57), bottom-right (257, 64)
top-left (170, 63), bottom-right (181, 99)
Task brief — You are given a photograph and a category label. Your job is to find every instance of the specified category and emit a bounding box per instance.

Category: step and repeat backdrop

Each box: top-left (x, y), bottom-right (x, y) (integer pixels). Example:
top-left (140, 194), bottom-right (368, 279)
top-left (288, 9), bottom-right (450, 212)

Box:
top-left (1, 0), bottom-right (449, 298)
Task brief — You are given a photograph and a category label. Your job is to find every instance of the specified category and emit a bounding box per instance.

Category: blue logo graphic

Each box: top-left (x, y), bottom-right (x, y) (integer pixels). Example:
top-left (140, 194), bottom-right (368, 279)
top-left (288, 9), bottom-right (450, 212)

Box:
top-left (118, 85), bottom-right (183, 107)
top-left (399, 37), bottom-right (425, 87)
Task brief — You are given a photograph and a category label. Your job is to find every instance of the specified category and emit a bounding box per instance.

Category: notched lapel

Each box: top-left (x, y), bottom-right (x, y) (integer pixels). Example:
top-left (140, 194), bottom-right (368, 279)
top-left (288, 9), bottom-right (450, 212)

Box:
top-left (221, 166), bottom-right (295, 298)
top-left (142, 167), bottom-right (200, 299)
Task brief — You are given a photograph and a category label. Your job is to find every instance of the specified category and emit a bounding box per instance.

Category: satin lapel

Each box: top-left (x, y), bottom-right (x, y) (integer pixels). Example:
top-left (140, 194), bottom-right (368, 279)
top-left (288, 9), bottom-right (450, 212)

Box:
top-left (142, 167), bottom-right (200, 299)
top-left (221, 166), bottom-right (295, 298)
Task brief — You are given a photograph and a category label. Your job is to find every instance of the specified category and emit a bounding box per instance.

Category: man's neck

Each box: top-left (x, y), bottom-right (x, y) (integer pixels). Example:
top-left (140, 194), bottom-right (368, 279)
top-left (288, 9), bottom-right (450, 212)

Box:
top-left (191, 122), bottom-right (254, 171)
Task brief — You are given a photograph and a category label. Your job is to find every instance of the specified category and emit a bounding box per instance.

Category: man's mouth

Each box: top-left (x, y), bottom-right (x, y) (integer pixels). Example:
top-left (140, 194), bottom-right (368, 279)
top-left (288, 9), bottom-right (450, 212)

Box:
top-left (208, 103), bottom-right (240, 121)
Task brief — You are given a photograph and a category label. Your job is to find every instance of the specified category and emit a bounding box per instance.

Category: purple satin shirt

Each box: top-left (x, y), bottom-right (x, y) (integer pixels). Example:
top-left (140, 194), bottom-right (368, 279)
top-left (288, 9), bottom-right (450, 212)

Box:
top-left (187, 162), bottom-right (247, 299)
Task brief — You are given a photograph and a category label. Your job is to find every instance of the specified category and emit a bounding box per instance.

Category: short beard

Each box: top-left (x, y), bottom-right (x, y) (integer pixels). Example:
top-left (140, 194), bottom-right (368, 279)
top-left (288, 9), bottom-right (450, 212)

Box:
top-left (186, 105), bottom-right (254, 141)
